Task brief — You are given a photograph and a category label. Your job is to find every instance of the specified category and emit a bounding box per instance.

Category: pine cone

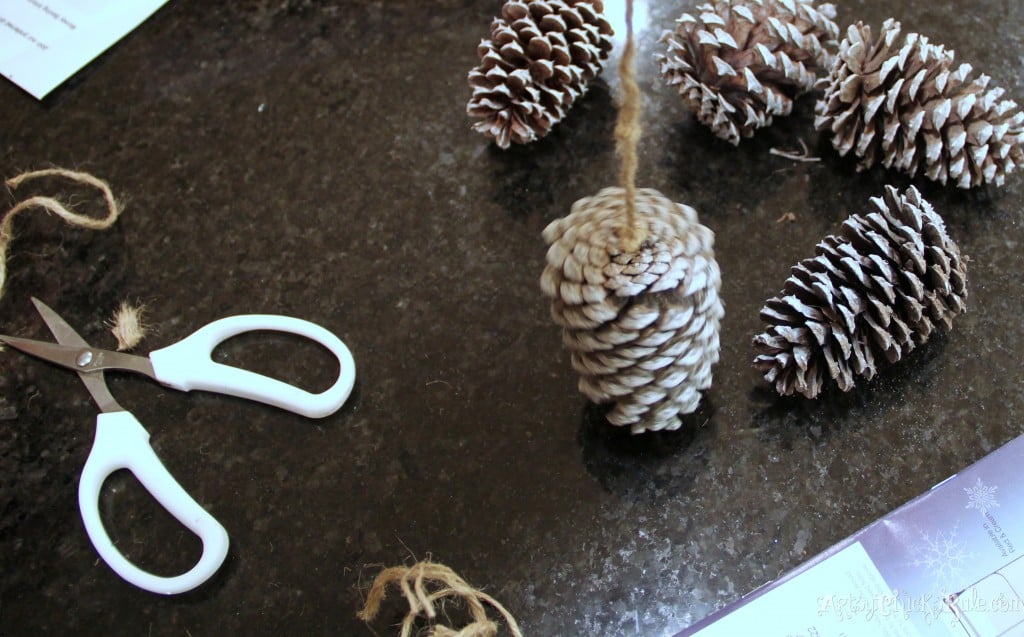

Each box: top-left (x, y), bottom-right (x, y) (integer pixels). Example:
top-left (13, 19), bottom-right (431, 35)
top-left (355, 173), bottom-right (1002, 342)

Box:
top-left (541, 188), bottom-right (724, 433)
top-left (815, 19), bottom-right (1024, 188)
top-left (753, 186), bottom-right (967, 398)
top-left (467, 0), bottom-right (614, 149)
top-left (657, 0), bottom-right (839, 145)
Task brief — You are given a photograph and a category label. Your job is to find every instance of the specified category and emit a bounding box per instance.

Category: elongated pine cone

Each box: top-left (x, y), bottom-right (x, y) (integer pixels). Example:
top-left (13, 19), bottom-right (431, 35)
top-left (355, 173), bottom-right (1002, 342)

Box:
top-left (541, 188), bottom-right (724, 433)
top-left (815, 19), bottom-right (1024, 188)
top-left (467, 0), bottom-right (613, 149)
top-left (753, 186), bottom-right (967, 398)
top-left (657, 0), bottom-right (839, 145)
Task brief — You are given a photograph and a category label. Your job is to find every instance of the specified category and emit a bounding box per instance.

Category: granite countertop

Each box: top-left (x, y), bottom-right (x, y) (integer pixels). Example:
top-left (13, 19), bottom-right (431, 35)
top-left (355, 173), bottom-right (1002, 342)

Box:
top-left (1, 1), bottom-right (1022, 635)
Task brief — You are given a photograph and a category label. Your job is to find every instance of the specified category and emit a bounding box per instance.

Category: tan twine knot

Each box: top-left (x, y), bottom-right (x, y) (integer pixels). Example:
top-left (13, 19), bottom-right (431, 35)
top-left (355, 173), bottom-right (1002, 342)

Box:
top-left (0, 168), bottom-right (122, 302)
top-left (357, 561), bottom-right (523, 637)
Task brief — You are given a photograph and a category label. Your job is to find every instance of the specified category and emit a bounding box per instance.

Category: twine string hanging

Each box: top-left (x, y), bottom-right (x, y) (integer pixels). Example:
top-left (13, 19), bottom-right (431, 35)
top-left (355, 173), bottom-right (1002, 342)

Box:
top-left (614, 0), bottom-right (644, 253)
top-left (0, 167), bottom-right (122, 302)
top-left (541, 0), bottom-right (724, 433)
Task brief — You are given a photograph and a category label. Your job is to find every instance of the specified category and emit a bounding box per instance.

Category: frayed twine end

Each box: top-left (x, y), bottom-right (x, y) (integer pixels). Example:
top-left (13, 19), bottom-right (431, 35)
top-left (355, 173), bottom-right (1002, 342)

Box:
top-left (107, 300), bottom-right (148, 351)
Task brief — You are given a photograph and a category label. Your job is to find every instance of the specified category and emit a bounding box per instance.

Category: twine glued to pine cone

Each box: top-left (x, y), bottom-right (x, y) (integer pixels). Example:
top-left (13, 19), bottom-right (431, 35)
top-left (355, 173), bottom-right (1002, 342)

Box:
top-left (541, 0), bottom-right (723, 433)
top-left (815, 19), bottom-right (1024, 188)
top-left (467, 0), bottom-right (614, 148)
top-left (541, 188), bottom-right (724, 433)
top-left (0, 168), bottom-right (122, 304)
top-left (357, 561), bottom-right (523, 637)
top-left (657, 0), bottom-right (839, 145)
top-left (753, 186), bottom-right (968, 398)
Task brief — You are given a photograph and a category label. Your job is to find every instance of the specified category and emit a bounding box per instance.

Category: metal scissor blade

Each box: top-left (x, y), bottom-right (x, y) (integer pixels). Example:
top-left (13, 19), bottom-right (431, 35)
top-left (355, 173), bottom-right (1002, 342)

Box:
top-left (26, 298), bottom-right (157, 376)
top-left (0, 333), bottom-right (158, 377)
top-left (20, 297), bottom-right (126, 414)
top-left (0, 334), bottom-right (94, 368)
top-left (31, 297), bottom-right (92, 348)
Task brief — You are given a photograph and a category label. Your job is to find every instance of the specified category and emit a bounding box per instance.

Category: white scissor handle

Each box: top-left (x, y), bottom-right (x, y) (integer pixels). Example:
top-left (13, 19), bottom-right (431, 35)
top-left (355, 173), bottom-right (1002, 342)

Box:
top-left (79, 411), bottom-right (229, 595)
top-left (148, 315), bottom-right (356, 418)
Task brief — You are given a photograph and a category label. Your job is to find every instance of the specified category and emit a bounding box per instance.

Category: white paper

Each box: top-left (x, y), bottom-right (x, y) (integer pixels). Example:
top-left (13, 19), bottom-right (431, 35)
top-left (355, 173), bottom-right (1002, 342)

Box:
top-left (0, 0), bottom-right (170, 99)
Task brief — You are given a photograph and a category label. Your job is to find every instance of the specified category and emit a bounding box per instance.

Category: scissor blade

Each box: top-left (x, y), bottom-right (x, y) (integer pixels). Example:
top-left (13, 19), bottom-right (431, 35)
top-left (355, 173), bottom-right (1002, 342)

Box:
top-left (0, 333), bottom-right (125, 413)
top-left (0, 333), bottom-right (158, 377)
top-left (27, 298), bottom-right (157, 378)
top-left (22, 297), bottom-right (128, 414)
top-left (31, 297), bottom-right (90, 348)
top-left (0, 334), bottom-right (92, 369)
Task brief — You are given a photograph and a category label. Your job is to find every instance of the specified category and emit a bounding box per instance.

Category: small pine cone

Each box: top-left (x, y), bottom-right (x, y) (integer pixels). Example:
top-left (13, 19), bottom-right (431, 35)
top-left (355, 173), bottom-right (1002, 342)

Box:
top-left (815, 19), bottom-right (1024, 188)
top-left (657, 0), bottom-right (839, 145)
top-left (467, 0), bottom-right (614, 149)
top-left (753, 186), bottom-right (967, 398)
top-left (540, 188), bottom-right (724, 433)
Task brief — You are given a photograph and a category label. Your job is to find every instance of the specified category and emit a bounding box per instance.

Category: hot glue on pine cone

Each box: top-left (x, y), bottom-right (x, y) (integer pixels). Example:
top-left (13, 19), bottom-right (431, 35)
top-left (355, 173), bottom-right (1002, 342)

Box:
top-left (753, 186), bottom-right (968, 398)
top-left (541, 188), bottom-right (724, 433)
top-left (657, 0), bottom-right (839, 144)
top-left (815, 19), bottom-right (1024, 188)
top-left (467, 0), bottom-right (614, 148)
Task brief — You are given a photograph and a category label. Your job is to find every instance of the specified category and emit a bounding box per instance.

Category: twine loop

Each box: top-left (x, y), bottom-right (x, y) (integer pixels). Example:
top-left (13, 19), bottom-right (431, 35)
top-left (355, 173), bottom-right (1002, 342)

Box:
top-left (358, 561), bottom-right (523, 637)
top-left (0, 167), bottom-right (122, 302)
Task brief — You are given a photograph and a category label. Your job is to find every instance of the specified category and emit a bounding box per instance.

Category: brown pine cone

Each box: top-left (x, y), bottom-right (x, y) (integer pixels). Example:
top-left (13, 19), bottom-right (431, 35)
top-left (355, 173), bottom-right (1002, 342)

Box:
top-left (467, 0), bottom-right (613, 149)
top-left (753, 186), bottom-right (967, 398)
top-left (815, 19), bottom-right (1024, 188)
top-left (657, 0), bottom-right (839, 145)
top-left (541, 188), bottom-right (724, 433)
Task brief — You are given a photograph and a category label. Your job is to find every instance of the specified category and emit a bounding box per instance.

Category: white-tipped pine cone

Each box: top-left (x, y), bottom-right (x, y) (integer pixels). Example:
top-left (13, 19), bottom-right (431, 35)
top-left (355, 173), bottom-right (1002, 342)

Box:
top-left (657, 0), bottom-right (838, 145)
top-left (541, 188), bottom-right (724, 433)
top-left (815, 19), bottom-right (1024, 188)
top-left (753, 186), bottom-right (968, 398)
top-left (467, 0), bottom-right (613, 149)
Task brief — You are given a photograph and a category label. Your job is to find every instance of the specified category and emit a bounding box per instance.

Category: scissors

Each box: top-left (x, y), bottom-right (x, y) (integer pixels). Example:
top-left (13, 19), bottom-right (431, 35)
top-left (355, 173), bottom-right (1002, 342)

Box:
top-left (0, 297), bottom-right (356, 595)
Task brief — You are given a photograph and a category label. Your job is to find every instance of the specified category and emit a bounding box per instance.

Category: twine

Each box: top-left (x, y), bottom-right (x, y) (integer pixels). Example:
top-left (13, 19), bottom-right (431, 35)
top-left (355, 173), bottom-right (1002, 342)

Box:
top-left (357, 561), bottom-right (523, 637)
top-left (613, 0), bottom-right (644, 253)
top-left (0, 168), bottom-right (122, 302)
top-left (107, 300), bottom-right (148, 351)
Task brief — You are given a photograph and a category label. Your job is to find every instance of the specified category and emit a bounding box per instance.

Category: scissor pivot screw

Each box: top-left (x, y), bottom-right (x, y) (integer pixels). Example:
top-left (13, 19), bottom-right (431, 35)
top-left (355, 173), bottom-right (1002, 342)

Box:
top-left (76, 350), bottom-right (94, 367)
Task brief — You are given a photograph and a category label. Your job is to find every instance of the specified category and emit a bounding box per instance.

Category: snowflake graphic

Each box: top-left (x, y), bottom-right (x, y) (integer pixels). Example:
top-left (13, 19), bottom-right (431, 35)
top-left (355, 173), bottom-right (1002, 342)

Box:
top-left (964, 478), bottom-right (999, 515)
top-left (908, 523), bottom-right (975, 591)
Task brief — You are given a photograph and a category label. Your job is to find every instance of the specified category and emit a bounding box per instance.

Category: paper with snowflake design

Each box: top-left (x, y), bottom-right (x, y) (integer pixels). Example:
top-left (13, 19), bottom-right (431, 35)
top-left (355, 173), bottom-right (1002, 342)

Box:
top-left (680, 433), bottom-right (1024, 637)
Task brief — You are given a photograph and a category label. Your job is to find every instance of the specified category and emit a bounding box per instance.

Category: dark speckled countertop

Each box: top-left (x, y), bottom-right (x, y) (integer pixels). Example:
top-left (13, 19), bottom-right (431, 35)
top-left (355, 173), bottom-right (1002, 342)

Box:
top-left (1, 1), bottom-right (1022, 635)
